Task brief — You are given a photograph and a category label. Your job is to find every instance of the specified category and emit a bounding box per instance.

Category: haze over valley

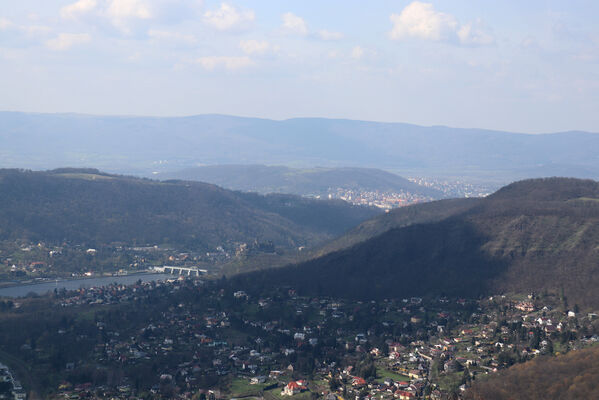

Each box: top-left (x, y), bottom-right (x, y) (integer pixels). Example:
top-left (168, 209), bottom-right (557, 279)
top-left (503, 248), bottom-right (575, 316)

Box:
top-left (1, 1), bottom-right (599, 399)
top-left (2, 112), bottom-right (598, 185)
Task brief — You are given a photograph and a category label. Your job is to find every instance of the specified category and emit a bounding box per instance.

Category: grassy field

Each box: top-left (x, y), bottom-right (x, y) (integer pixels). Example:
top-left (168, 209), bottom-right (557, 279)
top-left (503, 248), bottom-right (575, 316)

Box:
top-left (227, 377), bottom-right (270, 397)
top-left (375, 368), bottom-right (410, 383)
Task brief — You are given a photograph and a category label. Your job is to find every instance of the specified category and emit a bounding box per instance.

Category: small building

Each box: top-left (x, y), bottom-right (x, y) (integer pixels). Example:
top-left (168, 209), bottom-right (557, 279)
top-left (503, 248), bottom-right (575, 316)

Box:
top-left (250, 376), bottom-right (266, 385)
top-left (352, 376), bottom-right (367, 387)
top-left (282, 381), bottom-right (304, 396)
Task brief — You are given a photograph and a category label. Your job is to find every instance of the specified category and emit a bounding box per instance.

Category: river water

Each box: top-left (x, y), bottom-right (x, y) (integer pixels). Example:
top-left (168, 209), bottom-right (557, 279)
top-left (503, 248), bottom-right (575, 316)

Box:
top-left (0, 273), bottom-right (174, 298)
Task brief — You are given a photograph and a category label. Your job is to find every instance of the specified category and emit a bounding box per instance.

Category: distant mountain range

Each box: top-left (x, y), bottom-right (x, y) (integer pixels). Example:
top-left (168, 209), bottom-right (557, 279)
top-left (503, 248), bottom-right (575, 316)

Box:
top-left (158, 165), bottom-right (443, 198)
top-left (234, 178), bottom-right (599, 308)
top-left (0, 169), bottom-right (379, 251)
top-left (1, 112), bottom-right (598, 181)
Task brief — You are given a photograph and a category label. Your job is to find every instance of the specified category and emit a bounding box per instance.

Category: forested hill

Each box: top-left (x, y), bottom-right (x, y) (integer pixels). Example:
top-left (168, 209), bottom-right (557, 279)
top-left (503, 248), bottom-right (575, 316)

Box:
top-left (311, 197), bottom-right (481, 257)
top-left (158, 165), bottom-right (443, 198)
top-left (220, 197), bottom-right (479, 275)
top-left (464, 345), bottom-right (599, 400)
top-left (233, 178), bottom-right (599, 308)
top-left (0, 169), bottom-right (379, 251)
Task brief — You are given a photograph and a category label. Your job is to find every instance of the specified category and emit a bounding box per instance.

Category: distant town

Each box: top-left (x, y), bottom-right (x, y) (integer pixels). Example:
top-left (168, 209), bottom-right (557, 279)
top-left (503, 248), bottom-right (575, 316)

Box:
top-left (407, 178), bottom-right (496, 199)
top-left (321, 188), bottom-right (432, 210)
top-left (313, 178), bottom-right (495, 210)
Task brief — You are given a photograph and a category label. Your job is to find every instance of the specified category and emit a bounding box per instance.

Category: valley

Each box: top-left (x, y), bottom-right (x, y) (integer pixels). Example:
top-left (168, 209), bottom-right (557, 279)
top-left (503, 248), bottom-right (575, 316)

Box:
top-left (3, 3), bottom-right (598, 398)
top-left (1, 175), bottom-right (598, 400)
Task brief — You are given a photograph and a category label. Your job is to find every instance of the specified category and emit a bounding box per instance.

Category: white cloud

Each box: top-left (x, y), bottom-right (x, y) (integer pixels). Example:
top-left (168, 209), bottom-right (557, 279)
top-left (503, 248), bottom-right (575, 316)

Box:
top-left (46, 33), bottom-right (91, 51)
top-left (203, 3), bottom-right (255, 32)
top-left (100, 0), bottom-right (153, 33)
top-left (239, 39), bottom-right (277, 55)
top-left (0, 17), bottom-right (51, 39)
top-left (389, 1), bottom-right (493, 46)
top-left (196, 56), bottom-right (253, 71)
top-left (351, 46), bottom-right (364, 59)
top-left (281, 12), bottom-right (308, 36)
top-left (317, 30), bottom-right (344, 41)
top-left (148, 29), bottom-right (196, 44)
top-left (280, 14), bottom-right (341, 40)
top-left (59, 0), bottom-right (200, 34)
top-left (0, 18), bottom-right (13, 30)
top-left (61, 0), bottom-right (97, 20)
top-left (107, 0), bottom-right (152, 20)
top-left (62, 0), bottom-right (201, 27)
top-left (457, 22), bottom-right (494, 46)
top-left (389, 2), bottom-right (457, 41)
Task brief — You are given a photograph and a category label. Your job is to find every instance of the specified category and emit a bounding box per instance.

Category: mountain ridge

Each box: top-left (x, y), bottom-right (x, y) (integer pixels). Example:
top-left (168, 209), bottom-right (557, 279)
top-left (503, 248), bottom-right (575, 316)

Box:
top-left (0, 168), bottom-right (379, 252)
top-left (2, 112), bottom-right (599, 181)
top-left (232, 177), bottom-right (599, 308)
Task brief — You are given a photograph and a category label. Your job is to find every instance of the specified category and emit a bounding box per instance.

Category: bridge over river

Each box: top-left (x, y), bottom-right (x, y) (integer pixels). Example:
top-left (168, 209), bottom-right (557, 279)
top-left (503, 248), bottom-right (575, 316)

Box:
top-left (153, 266), bottom-right (207, 276)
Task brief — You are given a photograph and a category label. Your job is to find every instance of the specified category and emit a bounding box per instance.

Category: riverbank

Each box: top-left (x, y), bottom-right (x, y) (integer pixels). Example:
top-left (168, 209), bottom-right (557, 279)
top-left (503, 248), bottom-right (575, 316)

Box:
top-left (0, 270), bottom-right (161, 289)
top-left (0, 272), bottom-right (175, 298)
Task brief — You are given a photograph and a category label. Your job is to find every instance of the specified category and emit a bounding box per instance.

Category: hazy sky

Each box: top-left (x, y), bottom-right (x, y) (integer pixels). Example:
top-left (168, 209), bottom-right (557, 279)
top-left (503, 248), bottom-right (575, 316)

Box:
top-left (1, 1), bottom-right (598, 133)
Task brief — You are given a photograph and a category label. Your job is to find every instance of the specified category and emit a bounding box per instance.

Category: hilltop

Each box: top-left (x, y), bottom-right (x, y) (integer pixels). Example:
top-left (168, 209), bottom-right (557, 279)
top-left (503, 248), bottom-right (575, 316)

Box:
top-left (0, 168), bottom-right (379, 252)
top-left (157, 165), bottom-right (443, 199)
top-left (234, 178), bottom-right (599, 308)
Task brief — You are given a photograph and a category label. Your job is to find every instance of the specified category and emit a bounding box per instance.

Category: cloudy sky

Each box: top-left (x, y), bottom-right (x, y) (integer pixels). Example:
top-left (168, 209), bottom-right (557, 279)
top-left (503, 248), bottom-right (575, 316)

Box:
top-left (1, 0), bottom-right (598, 133)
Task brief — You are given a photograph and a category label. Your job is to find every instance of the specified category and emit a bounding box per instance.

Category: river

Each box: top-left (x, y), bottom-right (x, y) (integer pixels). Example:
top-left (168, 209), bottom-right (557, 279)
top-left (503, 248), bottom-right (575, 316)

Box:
top-left (0, 273), bottom-right (174, 298)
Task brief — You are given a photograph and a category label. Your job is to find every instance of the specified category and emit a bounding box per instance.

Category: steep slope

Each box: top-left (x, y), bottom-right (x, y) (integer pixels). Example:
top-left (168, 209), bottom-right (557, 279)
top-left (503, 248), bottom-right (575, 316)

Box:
top-left (234, 178), bottom-right (599, 308)
top-left (220, 197), bottom-right (479, 275)
top-left (313, 197), bottom-right (480, 257)
top-left (2, 112), bottom-right (599, 181)
top-left (464, 345), bottom-right (599, 400)
top-left (158, 165), bottom-right (443, 198)
top-left (0, 169), bottom-right (379, 251)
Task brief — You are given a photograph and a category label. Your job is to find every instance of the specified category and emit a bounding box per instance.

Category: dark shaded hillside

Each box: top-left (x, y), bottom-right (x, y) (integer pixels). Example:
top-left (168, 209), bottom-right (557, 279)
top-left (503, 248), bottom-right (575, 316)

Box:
top-left (0, 169), bottom-right (379, 251)
top-left (465, 345), bottom-right (599, 400)
top-left (313, 197), bottom-right (480, 257)
top-left (235, 218), bottom-right (507, 300)
top-left (234, 178), bottom-right (599, 308)
top-left (159, 165), bottom-right (443, 198)
top-left (220, 197), bottom-right (478, 275)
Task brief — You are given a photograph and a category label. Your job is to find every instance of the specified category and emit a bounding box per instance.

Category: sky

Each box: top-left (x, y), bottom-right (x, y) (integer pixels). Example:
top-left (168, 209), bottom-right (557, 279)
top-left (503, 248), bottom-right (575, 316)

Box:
top-left (1, 0), bottom-right (598, 133)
